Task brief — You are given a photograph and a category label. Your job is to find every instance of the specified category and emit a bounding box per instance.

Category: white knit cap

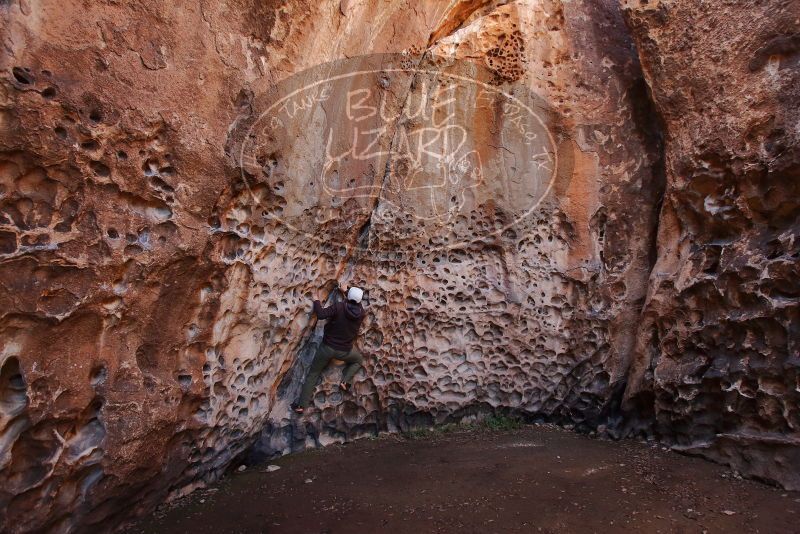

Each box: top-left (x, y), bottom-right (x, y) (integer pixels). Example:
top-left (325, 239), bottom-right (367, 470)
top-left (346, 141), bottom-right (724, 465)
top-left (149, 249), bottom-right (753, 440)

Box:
top-left (347, 286), bottom-right (364, 303)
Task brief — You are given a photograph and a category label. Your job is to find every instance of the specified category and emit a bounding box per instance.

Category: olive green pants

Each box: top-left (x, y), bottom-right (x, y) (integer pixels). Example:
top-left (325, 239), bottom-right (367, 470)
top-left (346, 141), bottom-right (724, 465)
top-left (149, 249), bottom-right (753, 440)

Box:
top-left (297, 342), bottom-right (363, 408)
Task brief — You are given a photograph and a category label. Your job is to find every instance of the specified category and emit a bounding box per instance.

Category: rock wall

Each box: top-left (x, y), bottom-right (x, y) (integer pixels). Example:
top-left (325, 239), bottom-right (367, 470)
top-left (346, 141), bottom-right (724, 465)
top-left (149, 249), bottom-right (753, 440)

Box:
top-left (621, 0), bottom-right (800, 490)
top-left (0, 0), bottom-right (795, 532)
top-left (245, 0), bottom-right (663, 456)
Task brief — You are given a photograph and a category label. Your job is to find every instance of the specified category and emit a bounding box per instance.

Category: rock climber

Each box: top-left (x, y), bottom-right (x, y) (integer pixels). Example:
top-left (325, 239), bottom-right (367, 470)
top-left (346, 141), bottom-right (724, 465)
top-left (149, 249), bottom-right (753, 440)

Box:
top-left (292, 282), bottom-right (366, 414)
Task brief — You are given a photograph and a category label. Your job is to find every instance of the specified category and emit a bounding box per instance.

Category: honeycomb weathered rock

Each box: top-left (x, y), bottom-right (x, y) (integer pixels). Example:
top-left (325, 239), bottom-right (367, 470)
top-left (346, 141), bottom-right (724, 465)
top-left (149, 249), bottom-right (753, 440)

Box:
top-left (621, 0), bottom-right (800, 490)
top-left (0, 0), bottom-right (797, 532)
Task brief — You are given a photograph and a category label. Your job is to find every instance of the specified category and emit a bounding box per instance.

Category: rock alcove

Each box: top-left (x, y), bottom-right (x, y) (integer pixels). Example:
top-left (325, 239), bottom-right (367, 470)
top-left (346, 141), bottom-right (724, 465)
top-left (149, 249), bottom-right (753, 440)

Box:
top-left (0, 0), bottom-right (798, 532)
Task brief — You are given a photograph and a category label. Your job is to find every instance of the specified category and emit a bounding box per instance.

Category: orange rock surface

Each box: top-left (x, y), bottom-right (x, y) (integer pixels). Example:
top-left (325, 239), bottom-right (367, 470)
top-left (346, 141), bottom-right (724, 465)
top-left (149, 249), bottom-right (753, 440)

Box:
top-left (0, 1), bottom-right (796, 532)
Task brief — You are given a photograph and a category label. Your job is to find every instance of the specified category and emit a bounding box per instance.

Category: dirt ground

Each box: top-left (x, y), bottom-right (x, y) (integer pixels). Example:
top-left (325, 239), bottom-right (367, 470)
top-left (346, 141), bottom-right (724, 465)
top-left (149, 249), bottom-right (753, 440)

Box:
top-left (128, 425), bottom-right (800, 533)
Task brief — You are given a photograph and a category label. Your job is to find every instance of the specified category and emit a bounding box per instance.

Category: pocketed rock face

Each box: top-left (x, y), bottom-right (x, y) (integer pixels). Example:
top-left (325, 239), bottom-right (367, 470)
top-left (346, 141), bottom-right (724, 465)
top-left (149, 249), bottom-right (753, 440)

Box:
top-left (1, 0), bottom-right (662, 530)
top-left (274, 0), bottom-right (662, 441)
top-left (0, 2), bottom-right (468, 531)
top-left (621, 0), bottom-right (800, 489)
top-left (0, 0), bottom-right (793, 532)
top-left (245, 0), bottom-right (663, 461)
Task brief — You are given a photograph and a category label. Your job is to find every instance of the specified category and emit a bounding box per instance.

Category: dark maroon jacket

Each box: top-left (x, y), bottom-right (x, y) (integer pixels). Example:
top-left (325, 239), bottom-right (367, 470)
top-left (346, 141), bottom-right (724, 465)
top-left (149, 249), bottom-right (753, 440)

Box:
top-left (313, 299), bottom-right (365, 351)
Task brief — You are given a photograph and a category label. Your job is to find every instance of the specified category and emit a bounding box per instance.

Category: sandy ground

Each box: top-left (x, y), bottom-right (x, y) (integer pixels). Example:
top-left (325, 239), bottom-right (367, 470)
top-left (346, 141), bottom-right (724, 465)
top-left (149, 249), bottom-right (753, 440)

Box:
top-left (128, 425), bottom-right (800, 533)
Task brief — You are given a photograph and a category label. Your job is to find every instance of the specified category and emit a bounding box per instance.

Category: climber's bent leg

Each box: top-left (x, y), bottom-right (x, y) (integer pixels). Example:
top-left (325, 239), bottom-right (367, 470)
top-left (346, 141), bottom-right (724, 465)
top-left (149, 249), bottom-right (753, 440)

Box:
top-left (297, 343), bottom-right (336, 408)
top-left (339, 347), bottom-right (364, 386)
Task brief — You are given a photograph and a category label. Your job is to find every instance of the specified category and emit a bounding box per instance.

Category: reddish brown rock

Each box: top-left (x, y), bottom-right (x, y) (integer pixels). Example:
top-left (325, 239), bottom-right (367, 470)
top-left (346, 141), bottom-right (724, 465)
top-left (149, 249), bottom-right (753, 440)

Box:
top-left (239, 0), bottom-right (662, 463)
top-left (0, 0), bottom-right (796, 532)
top-left (621, 0), bottom-right (800, 489)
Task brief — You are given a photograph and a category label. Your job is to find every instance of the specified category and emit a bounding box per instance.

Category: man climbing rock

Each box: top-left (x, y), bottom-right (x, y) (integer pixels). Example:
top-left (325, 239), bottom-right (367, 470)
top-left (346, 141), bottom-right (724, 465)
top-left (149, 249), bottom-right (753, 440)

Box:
top-left (292, 283), bottom-right (366, 414)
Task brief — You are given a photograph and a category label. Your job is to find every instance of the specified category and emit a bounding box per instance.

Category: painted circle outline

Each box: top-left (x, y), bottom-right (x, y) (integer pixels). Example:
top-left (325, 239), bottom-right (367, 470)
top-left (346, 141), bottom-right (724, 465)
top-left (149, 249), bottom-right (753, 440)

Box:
top-left (239, 62), bottom-right (559, 257)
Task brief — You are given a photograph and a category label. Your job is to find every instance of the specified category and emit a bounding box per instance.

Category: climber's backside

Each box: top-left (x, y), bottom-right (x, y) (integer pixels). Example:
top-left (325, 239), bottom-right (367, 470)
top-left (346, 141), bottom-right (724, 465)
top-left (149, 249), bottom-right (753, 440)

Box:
top-left (292, 283), bottom-right (366, 414)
